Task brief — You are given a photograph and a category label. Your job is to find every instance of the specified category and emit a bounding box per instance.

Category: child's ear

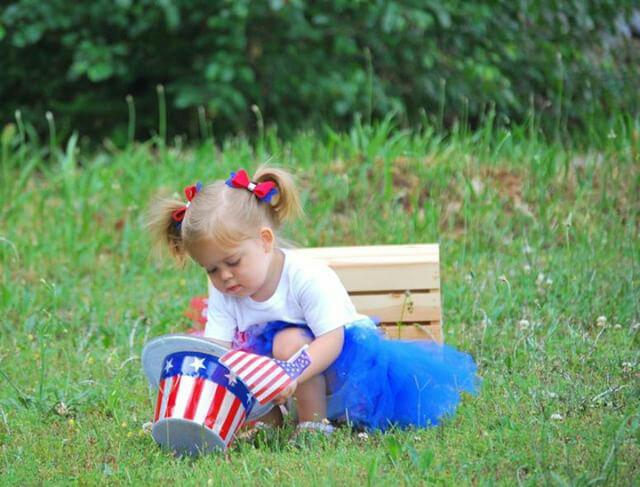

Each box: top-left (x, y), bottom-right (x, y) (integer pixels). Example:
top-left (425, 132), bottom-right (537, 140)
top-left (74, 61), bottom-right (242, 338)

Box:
top-left (259, 227), bottom-right (275, 252)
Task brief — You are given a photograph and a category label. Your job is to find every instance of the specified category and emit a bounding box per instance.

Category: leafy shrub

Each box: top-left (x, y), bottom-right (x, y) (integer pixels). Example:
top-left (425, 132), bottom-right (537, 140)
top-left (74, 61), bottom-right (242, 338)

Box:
top-left (0, 0), bottom-right (638, 141)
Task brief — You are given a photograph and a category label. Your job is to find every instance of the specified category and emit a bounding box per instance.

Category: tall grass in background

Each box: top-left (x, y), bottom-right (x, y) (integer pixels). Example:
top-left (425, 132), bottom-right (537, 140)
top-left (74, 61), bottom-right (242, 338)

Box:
top-left (0, 112), bottom-right (638, 484)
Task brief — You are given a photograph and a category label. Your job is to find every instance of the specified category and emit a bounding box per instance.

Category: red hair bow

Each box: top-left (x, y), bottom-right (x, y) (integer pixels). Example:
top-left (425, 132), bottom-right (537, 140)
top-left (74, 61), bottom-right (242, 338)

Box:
top-left (171, 182), bottom-right (202, 224)
top-left (225, 169), bottom-right (278, 202)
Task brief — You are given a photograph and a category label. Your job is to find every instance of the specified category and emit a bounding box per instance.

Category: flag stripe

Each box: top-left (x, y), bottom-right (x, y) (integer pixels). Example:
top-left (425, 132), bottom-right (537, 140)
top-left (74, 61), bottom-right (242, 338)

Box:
top-left (240, 356), bottom-right (275, 383)
top-left (229, 353), bottom-right (260, 372)
top-left (248, 363), bottom-right (282, 390)
top-left (234, 354), bottom-right (268, 376)
top-left (219, 397), bottom-right (242, 441)
top-left (210, 390), bottom-right (235, 437)
top-left (221, 350), bottom-right (243, 366)
top-left (256, 374), bottom-right (290, 403)
top-left (193, 380), bottom-right (216, 424)
top-left (243, 361), bottom-right (278, 388)
top-left (164, 375), bottom-right (181, 418)
top-left (258, 379), bottom-right (289, 403)
top-left (254, 371), bottom-right (288, 401)
top-left (223, 350), bottom-right (249, 368)
top-left (154, 378), bottom-right (165, 421)
top-left (183, 376), bottom-right (205, 420)
top-left (173, 375), bottom-right (196, 419)
top-left (222, 353), bottom-right (279, 389)
top-left (225, 410), bottom-right (246, 448)
top-left (158, 376), bottom-right (173, 419)
top-left (204, 384), bottom-right (227, 429)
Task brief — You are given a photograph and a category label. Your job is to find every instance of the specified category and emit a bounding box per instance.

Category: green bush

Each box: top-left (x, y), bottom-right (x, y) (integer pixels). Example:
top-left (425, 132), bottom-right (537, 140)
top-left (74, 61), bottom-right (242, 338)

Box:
top-left (1, 0), bottom-right (638, 141)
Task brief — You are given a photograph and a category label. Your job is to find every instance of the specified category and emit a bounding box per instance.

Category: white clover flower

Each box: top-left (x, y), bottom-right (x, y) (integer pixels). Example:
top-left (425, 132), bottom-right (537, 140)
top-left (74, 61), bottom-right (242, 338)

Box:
top-left (523, 264), bottom-right (531, 273)
top-left (471, 178), bottom-right (484, 194)
top-left (621, 362), bottom-right (634, 373)
top-left (358, 432), bottom-right (369, 441)
top-left (596, 316), bottom-right (607, 327)
top-left (55, 401), bottom-right (70, 417)
top-left (550, 413), bottom-right (564, 421)
top-left (518, 319), bottom-right (530, 330)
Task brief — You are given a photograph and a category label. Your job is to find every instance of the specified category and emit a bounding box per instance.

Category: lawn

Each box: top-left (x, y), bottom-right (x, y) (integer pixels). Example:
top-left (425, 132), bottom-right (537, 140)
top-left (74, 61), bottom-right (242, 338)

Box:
top-left (0, 117), bottom-right (638, 485)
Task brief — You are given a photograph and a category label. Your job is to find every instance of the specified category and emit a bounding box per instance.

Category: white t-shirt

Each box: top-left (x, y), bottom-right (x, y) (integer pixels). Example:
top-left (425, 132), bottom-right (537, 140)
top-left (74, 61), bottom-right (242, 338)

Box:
top-left (204, 248), bottom-right (366, 342)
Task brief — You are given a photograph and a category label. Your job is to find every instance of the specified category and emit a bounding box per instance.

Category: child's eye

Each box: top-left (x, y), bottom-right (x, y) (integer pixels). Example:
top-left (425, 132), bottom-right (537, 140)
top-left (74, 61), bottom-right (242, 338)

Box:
top-left (228, 259), bottom-right (241, 267)
top-left (208, 267), bottom-right (217, 274)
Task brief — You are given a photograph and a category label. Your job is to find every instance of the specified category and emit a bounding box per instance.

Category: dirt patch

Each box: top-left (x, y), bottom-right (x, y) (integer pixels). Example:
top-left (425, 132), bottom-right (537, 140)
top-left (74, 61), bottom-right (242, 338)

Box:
top-left (481, 167), bottom-right (524, 202)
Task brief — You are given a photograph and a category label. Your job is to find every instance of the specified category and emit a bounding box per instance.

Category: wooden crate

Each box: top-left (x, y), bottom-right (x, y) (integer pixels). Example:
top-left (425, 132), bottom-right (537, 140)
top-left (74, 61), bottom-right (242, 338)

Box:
top-left (295, 244), bottom-right (443, 343)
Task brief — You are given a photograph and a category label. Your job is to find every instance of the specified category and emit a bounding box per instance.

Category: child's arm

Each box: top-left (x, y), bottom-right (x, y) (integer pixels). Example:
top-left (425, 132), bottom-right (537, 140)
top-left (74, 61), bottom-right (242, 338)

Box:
top-left (272, 326), bottom-right (344, 405)
top-left (297, 326), bottom-right (344, 384)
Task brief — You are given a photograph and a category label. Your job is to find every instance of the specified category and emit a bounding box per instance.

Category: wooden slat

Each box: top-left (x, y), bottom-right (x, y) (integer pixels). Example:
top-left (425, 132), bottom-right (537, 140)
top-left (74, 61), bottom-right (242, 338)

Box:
top-left (318, 255), bottom-right (438, 266)
top-left (350, 292), bottom-right (441, 323)
top-left (294, 245), bottom-right (440, 292)
top-left (296, 244), bottom-right (439, 260)
top-left (381, 323), bottom-right (442, 343)
top-left (332, 263), bottom-right (439, 293)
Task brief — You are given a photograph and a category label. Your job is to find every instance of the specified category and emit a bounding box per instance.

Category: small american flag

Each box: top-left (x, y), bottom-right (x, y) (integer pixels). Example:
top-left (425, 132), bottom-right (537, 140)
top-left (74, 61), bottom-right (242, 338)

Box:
top-left (219, 346), bottom-right (312, 405)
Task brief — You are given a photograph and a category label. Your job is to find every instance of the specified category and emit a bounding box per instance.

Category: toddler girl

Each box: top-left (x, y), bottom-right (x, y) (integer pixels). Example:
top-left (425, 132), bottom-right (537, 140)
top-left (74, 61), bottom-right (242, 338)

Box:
top-left (149, 166), bottom-right (479, 435)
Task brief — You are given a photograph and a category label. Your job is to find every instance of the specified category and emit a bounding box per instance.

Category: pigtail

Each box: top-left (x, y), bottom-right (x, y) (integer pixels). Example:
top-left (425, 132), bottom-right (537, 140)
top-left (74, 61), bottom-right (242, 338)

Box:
top-left (253, 165), bottom-right (303, 227)
top-left (147, 195), bottom-right (189, 264)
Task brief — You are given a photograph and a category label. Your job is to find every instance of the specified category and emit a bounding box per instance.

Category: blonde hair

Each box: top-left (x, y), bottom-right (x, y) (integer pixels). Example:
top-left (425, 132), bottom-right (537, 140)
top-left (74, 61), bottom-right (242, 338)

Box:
top-left (148, 166), bottom-right (303, 263)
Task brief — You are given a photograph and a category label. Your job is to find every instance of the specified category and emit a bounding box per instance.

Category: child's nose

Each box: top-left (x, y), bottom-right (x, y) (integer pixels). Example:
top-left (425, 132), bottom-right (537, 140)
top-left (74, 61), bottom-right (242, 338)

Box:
top-left (220, 268), bottom-right (233, 281)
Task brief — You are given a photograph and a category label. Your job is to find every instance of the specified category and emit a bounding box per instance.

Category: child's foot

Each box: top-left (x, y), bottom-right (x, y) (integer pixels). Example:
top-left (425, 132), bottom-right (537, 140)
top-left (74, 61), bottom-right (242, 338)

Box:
top-left (297, 420), bottom-right (335, 435)
top-left (288, 420), bottom-right (335, 448)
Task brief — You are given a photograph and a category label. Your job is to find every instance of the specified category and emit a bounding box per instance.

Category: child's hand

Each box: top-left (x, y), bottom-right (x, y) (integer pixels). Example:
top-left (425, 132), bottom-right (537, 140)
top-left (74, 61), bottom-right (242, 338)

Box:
top-left (273, 379), bottom-right (298, 405)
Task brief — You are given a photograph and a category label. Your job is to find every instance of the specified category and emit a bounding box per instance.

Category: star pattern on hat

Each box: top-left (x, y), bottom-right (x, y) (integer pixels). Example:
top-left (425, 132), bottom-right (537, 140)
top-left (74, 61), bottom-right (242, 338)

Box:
top-left (225, 371), bottom-right (238, 386)
top-left (189, 357), bottom-right (206, 372)
top-left (164, 359), bottom-right (174, 373)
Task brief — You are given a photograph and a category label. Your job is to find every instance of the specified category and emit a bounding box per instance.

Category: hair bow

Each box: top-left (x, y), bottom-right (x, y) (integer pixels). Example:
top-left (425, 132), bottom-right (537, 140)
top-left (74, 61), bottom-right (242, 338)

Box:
top-left (225, 169), bottom-right (278, 203)
top-left (171, 181), bottom-right (202, 225)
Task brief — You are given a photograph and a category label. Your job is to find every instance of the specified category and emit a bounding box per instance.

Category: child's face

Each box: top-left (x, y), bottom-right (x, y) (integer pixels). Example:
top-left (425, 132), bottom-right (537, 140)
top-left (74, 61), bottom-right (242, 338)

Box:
top-left (189, 231), bottom-right (274, 299)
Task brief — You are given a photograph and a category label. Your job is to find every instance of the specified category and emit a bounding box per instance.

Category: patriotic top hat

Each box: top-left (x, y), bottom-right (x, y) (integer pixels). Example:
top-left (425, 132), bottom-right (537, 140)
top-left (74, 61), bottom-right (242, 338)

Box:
top-left (141, 334), bottom-right (273, 455)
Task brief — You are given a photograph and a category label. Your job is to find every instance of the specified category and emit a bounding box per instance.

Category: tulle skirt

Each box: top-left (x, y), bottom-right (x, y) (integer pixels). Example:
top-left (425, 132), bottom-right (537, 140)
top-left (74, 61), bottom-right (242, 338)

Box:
top-left (234, 318), bottom-right (480, 431)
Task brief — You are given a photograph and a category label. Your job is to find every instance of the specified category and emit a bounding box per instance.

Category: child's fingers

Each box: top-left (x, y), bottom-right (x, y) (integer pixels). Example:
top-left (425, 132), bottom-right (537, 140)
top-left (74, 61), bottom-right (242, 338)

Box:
top-left (272, 381), bottom-right (297, 404)
top-left (273, 387), bottom-right (292, 404)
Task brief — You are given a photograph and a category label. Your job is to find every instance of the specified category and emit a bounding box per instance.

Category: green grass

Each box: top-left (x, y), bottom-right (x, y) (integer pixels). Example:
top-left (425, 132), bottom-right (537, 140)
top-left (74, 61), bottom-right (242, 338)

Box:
top-left (0, 116), bottom-right (639, 485)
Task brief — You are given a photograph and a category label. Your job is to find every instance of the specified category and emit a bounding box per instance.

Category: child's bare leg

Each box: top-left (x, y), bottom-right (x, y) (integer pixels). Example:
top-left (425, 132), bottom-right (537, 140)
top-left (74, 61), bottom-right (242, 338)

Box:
top-left (272, 328), bottom-right (326, 422)
top-left (295, 373), bottom-right (327, 422)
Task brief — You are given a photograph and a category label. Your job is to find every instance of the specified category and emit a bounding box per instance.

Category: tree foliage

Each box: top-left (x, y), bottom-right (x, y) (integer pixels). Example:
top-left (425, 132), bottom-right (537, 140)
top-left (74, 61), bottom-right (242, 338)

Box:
top-left (1, 0), bottom-right (638, 140)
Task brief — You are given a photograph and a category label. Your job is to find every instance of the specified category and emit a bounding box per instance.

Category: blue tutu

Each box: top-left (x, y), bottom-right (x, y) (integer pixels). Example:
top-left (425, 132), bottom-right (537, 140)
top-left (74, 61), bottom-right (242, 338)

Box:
top-left (239, 319), bottom-right (480, 431)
